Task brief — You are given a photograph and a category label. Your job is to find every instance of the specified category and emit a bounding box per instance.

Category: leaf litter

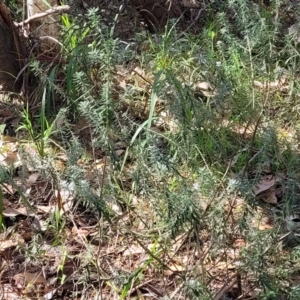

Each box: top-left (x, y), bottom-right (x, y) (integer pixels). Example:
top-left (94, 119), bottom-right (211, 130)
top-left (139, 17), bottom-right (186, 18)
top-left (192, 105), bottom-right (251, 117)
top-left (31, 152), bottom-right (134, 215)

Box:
top-left (0, 56), bottom-right (300, 300)
top-left (0, 117), bottom-right (288, 300)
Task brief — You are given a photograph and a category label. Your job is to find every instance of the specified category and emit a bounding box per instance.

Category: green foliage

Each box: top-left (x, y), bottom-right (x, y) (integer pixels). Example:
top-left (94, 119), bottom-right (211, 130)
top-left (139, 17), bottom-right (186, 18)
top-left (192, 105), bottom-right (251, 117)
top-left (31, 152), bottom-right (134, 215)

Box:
top-left (7, 0), bottom-right (300, 297)
top-left (0, 165), bottom-right (34, 211)
top-left (184, 279), bottom-right (212, 300)
top-left (18, 92), bottom-right (66, 157)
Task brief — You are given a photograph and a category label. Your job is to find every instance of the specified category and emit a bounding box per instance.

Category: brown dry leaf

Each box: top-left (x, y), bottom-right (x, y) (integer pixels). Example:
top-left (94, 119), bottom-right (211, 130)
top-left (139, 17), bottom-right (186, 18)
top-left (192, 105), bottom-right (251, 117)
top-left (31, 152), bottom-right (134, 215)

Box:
top-left (71, 226), bottom-right (89, 237)
top-left (4, 152), bottom-right (21, 167)
top-left (194, 81), bottom-right (215, 91)
top-left (1, 284), bottom-right (22, 300)
top-left (258, 223), bottom-right (274, 230)
top-left (123, 245), bottom-right (145, 256)
top-left (75, 216), bottom-right (89, 227)
top-left (136, 289), bottom-right (145, 299)
top-left (253, 175), bottom-right (276, 195)
top-left (131, 195), bottom-right (142, 205)
top-left (254, 75), bottom-right (287, 91)
top-left (2, 183), bottom-right (15, 195)
top-left (260, 189), bottom-right (277, 204)
top-left (226, 249), bottom-right (239, 259)
top-left (194, 81), bottom-right (217, 97)
top-left (32, 216), bottom-right (47, 232)
top-left (155, 111), bottom-right (178, 132)
top-left (36, 205), bottom-right (56, 214)
top-left (18, 219), bottom-right (33, 241)
top-left (55, 187), bottom-right (74, 213)
top-left (251, 208), bottom-right (274, 229)
top-left (26, 173), bottom-right (39, 187)
top-left (119, 79), bottom-right (126, 89)
top-left (103, 195), bottom-right (122, 215)
top-left (133, 66), bottom-right (146, 76)
top-left (170, 233), bottom-right (187, 253)
top-left (214, 261), bottom-right (236, 270)
top-left (13, 271), bottom-right (46, 288)
top-left (0, 239), bottom-right (18, 251)
top-left (115, 149), bottom-right (125, 156)
top-left (52, 158), bottom-right (66, 171)
top-left (3, 207), bottom-right (35, 217)
top-left (43, 288), bottom-right (58, 300)
top-left (233, 239), bottom-right (246, 248)
top-left (59, 258), bottom-right (79, 277)
top-left (256, 185), bottom-right (278, 204)
top-left (1, 135), bottom-right (19, 142)
top-left (56, 189), bottom-right (63, 211)
top-left (164, 262), bottom-right (186, 275)
top-left (94, 157), bottom-right (111, 169)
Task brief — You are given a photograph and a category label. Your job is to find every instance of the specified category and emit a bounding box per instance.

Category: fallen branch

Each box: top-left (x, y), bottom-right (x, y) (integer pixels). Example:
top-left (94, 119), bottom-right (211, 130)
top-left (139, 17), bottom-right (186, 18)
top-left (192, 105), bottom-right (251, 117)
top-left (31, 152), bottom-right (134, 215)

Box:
top-left (16, 5), bottom-right (71, 27)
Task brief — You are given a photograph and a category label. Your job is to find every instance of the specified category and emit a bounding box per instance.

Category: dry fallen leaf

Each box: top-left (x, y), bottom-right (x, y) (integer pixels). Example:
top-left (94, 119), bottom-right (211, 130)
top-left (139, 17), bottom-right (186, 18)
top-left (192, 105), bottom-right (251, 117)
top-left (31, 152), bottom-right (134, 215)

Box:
top-left (194, 81), bottom-right (215, 91)
top-left (1, 135), bottom-right (19, 142)
top-left (13, 271), bottom-right (46, 288)
top-left (0, 239), bottom-right (18, 252)
top-left (55, 186), bottom-right (74, 213)
top-left (253, 175), bottom-right (276, 195)
top-left (119, 79), bottom-right (126, 89)
top-left (26, 173), bottom-right (39, 187)
top-left (164, 262), bottom-right (186, 275)
top-left (2, 183), bottom-right (15, 195)
top-left (254, 75), bottom-right (287, 91)
top-left (258, 223), bottom-right (274, 230)
top-left (123, 245), bottom-right (145, 256)
top-left (103, 195), bottom-right (122, 215)
top-left (43, 288), bottom-right (58, 300)
top-left (0, 284), bottom-right (21, 300)
top-left (71, 226), bottom-right (89, 238)
top-left (233, 239), bottom-right (246, 248)
top-left (170, 233), bottom-right (187, 253)
top-left (115, 149), bottom-right (125, 156)
top-left (3, 207), bottom-right (35, 217)
top-left (17, 219), bottom-right (33, 241)
top-left (260, 189), bottom-right (278, 204)
top-left (37, 205), bottom-right (56, 214)
top-left (4, 152), bottom-right (21, 167)
top-left (251, 207), bottom-right (274, 229)
top-left (56, 189), bottom-right (63, 211)
top-left (214, 261), bottom-right (236, 270)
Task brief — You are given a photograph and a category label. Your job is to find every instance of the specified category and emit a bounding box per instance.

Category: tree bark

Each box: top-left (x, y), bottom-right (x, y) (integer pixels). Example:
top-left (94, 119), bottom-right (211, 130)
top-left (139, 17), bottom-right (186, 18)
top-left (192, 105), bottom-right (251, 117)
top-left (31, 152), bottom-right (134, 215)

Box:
top-left (0, 0), bottom-right (24, 93)
top-left (27, 0), bottom-right (60, 52)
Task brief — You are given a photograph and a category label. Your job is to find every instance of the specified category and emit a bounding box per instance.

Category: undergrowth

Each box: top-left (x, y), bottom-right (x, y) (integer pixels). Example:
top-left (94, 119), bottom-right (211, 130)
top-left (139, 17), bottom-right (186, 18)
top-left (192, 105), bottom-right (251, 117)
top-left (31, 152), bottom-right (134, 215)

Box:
top-left (3, 0), bottom-right (300, 299)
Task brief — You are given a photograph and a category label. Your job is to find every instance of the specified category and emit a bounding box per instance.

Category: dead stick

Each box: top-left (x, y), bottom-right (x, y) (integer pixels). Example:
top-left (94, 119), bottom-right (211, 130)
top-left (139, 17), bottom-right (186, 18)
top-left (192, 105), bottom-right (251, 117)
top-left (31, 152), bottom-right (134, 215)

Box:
top-left (15, 5), bottom-right (71, 27)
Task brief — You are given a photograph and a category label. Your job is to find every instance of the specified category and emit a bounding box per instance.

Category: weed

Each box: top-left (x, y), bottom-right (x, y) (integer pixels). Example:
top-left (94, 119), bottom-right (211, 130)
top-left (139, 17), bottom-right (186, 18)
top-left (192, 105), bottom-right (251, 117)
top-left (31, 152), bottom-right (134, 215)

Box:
top-left (3, 0), bottom-right (300, 298)
top-left (18, 90), bottom-right (67, 157)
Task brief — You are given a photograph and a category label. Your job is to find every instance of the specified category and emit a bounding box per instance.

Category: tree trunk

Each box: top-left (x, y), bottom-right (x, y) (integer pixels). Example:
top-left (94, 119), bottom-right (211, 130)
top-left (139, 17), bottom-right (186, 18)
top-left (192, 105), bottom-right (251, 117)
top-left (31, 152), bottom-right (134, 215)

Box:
top-left (27, 0), bottom-right (60, 53)
top-left (0, 0), bottom-right (24, 93)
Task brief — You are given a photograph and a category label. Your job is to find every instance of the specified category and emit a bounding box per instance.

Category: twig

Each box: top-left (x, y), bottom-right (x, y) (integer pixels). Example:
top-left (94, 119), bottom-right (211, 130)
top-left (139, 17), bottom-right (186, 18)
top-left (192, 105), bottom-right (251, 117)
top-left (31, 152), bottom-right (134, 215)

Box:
top-left (15, 5), bottom-right (71, 27)
top-left (214, 273), bottom-right (238, 300)
top-left (241, 115), bottom-right (262, 179)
